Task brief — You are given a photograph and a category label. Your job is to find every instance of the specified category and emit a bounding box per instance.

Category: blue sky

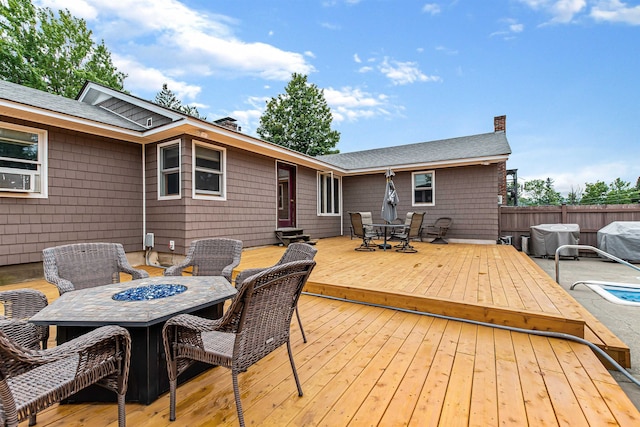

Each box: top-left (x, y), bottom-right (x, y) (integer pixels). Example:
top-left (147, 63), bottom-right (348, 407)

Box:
top-left (37, 0), bottom-right (640, 195)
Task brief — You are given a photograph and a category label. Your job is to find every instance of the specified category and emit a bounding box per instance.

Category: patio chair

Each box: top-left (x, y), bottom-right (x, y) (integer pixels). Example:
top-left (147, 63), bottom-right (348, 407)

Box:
top-left (394, 212), bottom-right (425, 253)
top-left (234, 242), bottom-right (317, 343)
top-left (424, 217), bottom-right (453, 244)
top-left (349, 212), bottom-right (378, 251)
top-left (163, 260), bottom-right (316, 427)
top-left (42, 242), bottom-right (149, 296)
top-left (164, 238), bottom-right (243, 282)
top-left (0, 289), bottom-right (49, 350)
top-left (0, 325), bottom-right (131, 427)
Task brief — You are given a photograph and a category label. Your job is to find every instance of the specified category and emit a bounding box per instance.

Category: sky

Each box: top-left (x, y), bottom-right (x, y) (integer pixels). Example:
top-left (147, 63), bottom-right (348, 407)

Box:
top-left (35, 0), bottom-right (640, 195)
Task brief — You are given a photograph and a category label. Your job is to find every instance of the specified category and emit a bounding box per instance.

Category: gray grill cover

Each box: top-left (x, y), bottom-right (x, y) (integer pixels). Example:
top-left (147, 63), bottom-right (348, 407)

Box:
top-left (529, 224), bottom-right (580, 257)
top-left (597, 221), bottom-right (640, 262)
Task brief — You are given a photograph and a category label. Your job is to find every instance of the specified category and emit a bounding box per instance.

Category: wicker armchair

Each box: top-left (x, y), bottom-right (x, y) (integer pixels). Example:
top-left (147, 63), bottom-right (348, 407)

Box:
top-left (42, 243), bottom-right (149, 296)
top-left (164, 238), bottom-right (243, 282)
top-left (163, 260), bottom-right (316, 427)
top-left (234, 242), bottom-right (317, 343)
top-left (394, 212), bottom-right (425, 253)
top-left (0, 289), bottom-right (49, 350)
top-left (0, 325), bottom-right (131, 427)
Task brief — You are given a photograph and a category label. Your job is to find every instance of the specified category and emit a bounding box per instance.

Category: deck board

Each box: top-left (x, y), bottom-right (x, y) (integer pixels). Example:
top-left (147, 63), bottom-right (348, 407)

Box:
top-left (2, 237), bottom-right (639, 426)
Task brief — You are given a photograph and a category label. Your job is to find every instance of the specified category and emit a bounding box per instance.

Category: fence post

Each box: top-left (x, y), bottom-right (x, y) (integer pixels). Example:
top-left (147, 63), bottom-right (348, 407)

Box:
top-left (561, 203), bottom-right (567, 223)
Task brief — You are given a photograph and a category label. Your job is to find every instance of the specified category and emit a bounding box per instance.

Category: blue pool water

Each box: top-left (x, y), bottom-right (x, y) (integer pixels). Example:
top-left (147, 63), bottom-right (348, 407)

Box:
top-left (605, 288), bottom-right (640, 303)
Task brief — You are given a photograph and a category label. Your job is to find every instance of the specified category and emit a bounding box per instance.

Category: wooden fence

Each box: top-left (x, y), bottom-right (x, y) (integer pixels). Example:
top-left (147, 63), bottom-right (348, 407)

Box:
top-left (499, 204), bottom-right (640, 254)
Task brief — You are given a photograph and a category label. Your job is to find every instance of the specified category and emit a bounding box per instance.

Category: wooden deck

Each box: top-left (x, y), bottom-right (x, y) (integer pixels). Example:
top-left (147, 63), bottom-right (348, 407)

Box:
top-left (3, 237), bottom-right (639, 426)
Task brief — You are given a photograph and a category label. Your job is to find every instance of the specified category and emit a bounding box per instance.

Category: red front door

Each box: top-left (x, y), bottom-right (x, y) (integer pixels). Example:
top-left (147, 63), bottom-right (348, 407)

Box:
top-left (277, 163), bottom-right (296, 228)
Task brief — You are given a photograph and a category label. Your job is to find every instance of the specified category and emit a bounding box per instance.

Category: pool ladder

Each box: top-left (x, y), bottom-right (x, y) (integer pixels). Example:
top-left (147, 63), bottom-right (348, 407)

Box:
top-left (553, 244), bottom-right (640, 286)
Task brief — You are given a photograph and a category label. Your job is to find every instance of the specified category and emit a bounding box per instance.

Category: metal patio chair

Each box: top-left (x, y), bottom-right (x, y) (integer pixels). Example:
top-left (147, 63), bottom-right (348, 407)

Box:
top-left (425, 217), bottom-right (453, 244)
top-left (0, 325), bottom-right (131, 427)
top-left (42, 242), bottom-right (149, 296)
top-left (349, 212), bottom-right (378, 251)
top-left (163, 260), bottom-right (316, 427)
top-left (0, 289), bottom-right (49, 350)
top-left (164, 238), bottom-right (243, 282)
top-left (234, 242), bottom-right (317, 342)
top-left (394, 212), bottom-right (425, 253)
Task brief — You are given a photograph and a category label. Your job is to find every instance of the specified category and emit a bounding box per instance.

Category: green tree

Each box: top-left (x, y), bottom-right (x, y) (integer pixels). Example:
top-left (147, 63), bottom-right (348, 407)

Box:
top-left (521, 178), bottom-right (563, 206)
top-left (154, 83), bottom-right (206, 120)
top-left (0, 0), bottom-right (126, 97)
top-left (257, 73), bottom-right (340, 156)
top-left (581, 181), bottom-right (609, 204)
top-left (605, 178), bottom-right (634, 204)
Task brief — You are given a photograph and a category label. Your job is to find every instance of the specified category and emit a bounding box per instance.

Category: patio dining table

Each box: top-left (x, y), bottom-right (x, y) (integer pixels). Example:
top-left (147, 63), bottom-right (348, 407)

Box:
top-left (30, 275), bottom-right (237, 404)
top-left (370, 223), bottom-right (405, 251)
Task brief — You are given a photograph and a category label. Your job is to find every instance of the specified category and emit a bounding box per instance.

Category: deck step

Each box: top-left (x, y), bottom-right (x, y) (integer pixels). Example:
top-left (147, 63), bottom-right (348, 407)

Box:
top-left (275, 228), bottom-right (315, 246)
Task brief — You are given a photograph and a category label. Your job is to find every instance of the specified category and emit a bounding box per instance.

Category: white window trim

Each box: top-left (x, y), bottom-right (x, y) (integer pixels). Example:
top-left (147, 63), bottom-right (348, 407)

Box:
top-left (0, 121), bottom-right (48, 199)
top-left (157, 139), bottom-right (181, 200)
top-left (412, 170), bottom-right (435, 206)
top-left (317, 171), bottom-right (341, 216)
top-left (192, 140), bottom-right (226, 201)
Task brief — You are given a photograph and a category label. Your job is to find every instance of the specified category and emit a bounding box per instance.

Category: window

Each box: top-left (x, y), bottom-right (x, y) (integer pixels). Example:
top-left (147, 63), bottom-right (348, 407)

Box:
top-left (158, 141), bottom-right (180, 198)
top-left (193, 142), bottom-right (225, 200)
top-left (0, 122), bottom-right (47, 197)
top-left (412, 171), bottom-right (434, 205)
top-left (318, 172), bottom-right (340, 215)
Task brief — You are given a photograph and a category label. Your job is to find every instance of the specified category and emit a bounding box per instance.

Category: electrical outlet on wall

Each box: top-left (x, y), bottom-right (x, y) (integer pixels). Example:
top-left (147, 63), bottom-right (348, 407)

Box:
top-left (169, 240), bottom-right (175, 251)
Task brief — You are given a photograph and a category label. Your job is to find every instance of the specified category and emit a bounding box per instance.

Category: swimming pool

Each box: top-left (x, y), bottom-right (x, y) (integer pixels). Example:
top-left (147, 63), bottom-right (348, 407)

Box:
top-left (571, 280), bottom-right (640, 307)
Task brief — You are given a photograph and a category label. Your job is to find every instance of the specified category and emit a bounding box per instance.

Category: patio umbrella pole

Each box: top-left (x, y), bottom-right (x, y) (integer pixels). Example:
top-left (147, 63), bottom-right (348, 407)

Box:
top-left (380, 169), bottom-right (399, 250)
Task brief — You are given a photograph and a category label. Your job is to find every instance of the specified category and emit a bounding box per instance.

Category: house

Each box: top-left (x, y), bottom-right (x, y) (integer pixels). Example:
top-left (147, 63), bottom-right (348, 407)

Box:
top-left (0, 79), bottom-right (511, 274)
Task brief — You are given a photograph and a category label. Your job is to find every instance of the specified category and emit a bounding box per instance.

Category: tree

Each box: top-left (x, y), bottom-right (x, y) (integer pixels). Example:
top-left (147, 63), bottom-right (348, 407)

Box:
top-left (0, 0), bottom-right (126, 97)
top-left (257, 73), bottom-right (340, 156)
top-left (581, 181), bottom-right (609, 204)
top-left (521, 178), bottom-right (563, 206)
top-left (605, 178), bottom-right (634, 204)
top-left (154, 83), bottom-right (206, 120)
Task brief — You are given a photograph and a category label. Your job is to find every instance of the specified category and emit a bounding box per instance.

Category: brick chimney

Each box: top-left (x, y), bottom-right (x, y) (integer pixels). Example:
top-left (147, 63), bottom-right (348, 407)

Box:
top-left (214, 117), bottom-right (239, 131)
top-left (494, 115), bottom-right (506, 133)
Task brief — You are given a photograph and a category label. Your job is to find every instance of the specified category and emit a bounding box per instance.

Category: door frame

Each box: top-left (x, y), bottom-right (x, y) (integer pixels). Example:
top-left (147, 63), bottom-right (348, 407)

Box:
top-left (276, 162), bottom-right (297, 229)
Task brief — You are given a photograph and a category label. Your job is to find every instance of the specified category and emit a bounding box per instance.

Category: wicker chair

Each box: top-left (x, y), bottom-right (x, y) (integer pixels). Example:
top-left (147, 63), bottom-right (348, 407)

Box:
top-left (349, 212), bottom-right (378, 251)
top-left (0, 325), bottom-right (131, 427)
top-left (163, 260), bottom-right (316, 427)
top-left (234, 242), bottom-right (317, 343)
top-left (394, 212), bottom-right (425, 253)
top-left (164, 238), bottom-right (243, 282)
top-left (42, 243), bottom-right (149, 296)
top-left (0, 289), bottom-right (49, 350)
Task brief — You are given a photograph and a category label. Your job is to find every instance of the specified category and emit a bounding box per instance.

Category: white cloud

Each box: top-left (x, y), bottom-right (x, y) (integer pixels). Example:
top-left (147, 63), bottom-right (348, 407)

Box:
top-left (324, 87), bottom-right (398, 123)
top-left (422, 3), bottom-right (441, 15)
top-left (521, 160), bottom-right (635, 195)
top-left (358, 66), bottom-right (374, 73)
top-left (354, 54), bottom-right (362, 63)
top-left (591, 0), bottom-right (640, 25)
top-left (517, 0), bottom-right (587, 24)
top-left (435, 45), bottom-right (459, 55)
top-left (37, 0), bottom-right (315, 81)
top-left (378, 58), bottom-right (441, 85)
top-left (113, 55), bottom-right (201, 100)
top-left (491, 18), bottom-right (525, 38)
